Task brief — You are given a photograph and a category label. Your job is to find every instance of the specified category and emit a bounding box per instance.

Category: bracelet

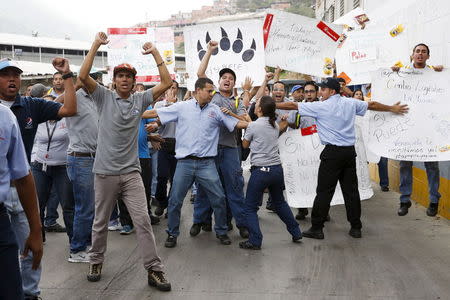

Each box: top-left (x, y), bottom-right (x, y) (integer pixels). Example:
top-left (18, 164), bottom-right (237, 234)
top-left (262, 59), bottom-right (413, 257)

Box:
top-left (62, 72), bottom-right (74, 80)
top-left (156, 61), bottom-right (165, 67)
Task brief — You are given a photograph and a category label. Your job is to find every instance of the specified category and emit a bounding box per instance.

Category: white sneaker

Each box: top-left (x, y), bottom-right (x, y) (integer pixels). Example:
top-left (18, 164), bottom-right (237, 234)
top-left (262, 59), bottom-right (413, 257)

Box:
top-left (68, 251), bottom-right (90, 263)
top-left (108, 220), bottom-right (122, 231)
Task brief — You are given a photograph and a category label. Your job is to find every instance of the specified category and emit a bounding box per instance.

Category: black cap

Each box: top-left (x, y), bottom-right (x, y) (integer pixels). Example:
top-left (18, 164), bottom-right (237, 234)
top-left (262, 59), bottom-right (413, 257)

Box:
top-left (317, 77), bottom-right (340, 93)
top-left (219, 68), bottom-right (236, 81)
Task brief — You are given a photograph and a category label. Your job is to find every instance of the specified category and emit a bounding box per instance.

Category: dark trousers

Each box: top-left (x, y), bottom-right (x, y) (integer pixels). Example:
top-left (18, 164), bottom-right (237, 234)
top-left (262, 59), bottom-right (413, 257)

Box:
top-left (155, 149), bottom-right (177, 209)
top-left (311, 145), bottom-right (362, 230)
top-left (0, 204), bottom-right (24, 299)
top-left (119, 158), bottom-right (152, 226)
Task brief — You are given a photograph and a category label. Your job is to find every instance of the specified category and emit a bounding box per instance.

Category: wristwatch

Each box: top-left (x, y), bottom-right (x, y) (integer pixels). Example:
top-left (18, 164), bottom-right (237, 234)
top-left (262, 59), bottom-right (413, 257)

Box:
top-left (62, 72), bottom-right (74, 80)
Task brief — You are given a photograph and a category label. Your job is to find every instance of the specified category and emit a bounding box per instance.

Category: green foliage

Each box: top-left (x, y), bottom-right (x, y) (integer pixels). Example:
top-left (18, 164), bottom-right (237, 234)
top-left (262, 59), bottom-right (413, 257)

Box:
top-left (175, 42), bottom-right (185, 54)
top-left (236, 0), bottom-right (315, 18)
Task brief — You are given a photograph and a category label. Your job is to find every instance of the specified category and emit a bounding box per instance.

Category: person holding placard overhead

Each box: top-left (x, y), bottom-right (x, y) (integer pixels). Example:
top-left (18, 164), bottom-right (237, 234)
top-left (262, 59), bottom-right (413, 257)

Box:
top-left (391, 43), bottom-right (444, 217)
top-left (275, 77), bottom-right (409, 239)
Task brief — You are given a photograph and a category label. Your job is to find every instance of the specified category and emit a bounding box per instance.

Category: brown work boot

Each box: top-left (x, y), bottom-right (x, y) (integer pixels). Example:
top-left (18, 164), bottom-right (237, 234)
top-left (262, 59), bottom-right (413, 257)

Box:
top-left (148, 270), bottom-right (171, 291)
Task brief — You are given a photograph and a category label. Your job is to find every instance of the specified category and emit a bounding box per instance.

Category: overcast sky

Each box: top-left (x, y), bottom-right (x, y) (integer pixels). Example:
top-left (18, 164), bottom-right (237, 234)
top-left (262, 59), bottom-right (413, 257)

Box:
top-left (1, 0), bottom-right (214, 41)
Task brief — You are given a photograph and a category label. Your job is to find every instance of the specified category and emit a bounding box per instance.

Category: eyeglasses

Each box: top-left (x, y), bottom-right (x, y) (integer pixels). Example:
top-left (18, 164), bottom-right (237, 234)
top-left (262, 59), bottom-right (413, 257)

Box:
top-left (273, 88), bottom-right (285, 92)
top-left (304, 90), bottom-right (316, 93)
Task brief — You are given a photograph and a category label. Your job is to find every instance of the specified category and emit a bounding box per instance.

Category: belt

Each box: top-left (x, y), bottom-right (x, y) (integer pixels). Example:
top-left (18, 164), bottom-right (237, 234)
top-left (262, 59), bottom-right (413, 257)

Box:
top-left (325, 144), bottom-right (354, 149)
top-left (183, 155), bottom-right (214, 160)
top-left (68, 151), bottom-right (96, 157)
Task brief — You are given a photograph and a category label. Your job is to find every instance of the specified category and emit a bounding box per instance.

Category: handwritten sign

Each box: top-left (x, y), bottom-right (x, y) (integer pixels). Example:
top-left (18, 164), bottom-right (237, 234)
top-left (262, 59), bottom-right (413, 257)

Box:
top-left (368, 68), bottom-right (450, 161)
top-left (107, 27), bottom-right (175, 83)
top-left (183, 19), bottom-right (265, 91)
top-left (349, 47), bottom-right (376, 63)
top-left (278, 130), bottom-right (373, 208)
top-left (264, 9), bottom-right (342, 77)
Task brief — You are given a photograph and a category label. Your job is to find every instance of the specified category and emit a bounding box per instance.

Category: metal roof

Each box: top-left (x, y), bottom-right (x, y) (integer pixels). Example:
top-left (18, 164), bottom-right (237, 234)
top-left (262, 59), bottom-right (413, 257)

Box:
top-left (0, 33), bottom-right (107, 52)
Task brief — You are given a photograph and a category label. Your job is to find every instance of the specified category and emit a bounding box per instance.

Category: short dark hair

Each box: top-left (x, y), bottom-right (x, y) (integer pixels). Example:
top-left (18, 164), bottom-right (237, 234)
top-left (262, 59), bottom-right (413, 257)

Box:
top-left (195, 77), bottom-right (214, 90)
top-left (273, 81), bottom-right (286, 88)
top-left (413, 43), bottom-right (430, 55)
top-left (135, 83), bottom-right (145, 88)
top-left (259, 96), bottom-right (277, 128)
top-left (53, 71), bottom-right (62, 78)
top-left (304, 81), bottom-right (318, 91)
top-left (172, 80), bottom-right (179, 88)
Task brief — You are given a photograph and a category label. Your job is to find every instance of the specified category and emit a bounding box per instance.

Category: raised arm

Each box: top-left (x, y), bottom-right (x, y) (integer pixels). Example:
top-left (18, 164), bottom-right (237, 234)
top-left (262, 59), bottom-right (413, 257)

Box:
top-left (241, 76), bottom-right (253, 107)
top-left (197, 41), bottom-right (218, 78)
top-left (255, 72), bottom-right (274, 100)
top-left (368, 101), bottom-right (409, 114)
top-left (79, 32), bottom-right (109, 94)
top-left (142, 42), bottom-right (172, 100)
top-left (273, 66), bottom-right (282, 82)
top-left (52, 58), bottom-right (77, 117)
top-left (275, 101), bottom-right (299, 110)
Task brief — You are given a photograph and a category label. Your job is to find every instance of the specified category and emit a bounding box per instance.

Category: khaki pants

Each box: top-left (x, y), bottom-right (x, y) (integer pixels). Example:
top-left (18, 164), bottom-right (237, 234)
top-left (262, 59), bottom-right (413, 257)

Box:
top-left (89, 171), bottom-right (163, 271)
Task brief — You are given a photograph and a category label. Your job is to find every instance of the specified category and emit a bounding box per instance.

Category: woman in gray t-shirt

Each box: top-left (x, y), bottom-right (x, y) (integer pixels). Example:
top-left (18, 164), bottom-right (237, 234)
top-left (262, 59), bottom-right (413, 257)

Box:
top-left (240, 96), bottom-right (301, 249)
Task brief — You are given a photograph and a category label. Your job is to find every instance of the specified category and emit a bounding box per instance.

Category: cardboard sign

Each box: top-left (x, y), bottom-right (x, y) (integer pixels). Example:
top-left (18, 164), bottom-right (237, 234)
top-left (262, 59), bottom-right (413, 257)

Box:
top-left (184, 19), bottom-right (266, 90)
top-left (107, 27), bottom-right (175, 83)
top-left (264, 9), bottom-right (342, 77)
top-left (369, 68), bottom-right (450, 161)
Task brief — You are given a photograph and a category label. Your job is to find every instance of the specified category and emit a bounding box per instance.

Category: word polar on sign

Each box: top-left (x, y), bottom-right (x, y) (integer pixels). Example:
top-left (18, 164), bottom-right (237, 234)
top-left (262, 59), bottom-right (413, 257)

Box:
top-left (369, 68), bottom-right (450, 161)
top-left (264, 9), bottom-right (342, 78)
top-left (107, 27), bottom-right (175, 83)
top-left (183, 19), bottom-right (266, 91)
top-left (278, 129), bottom-right (373, 208)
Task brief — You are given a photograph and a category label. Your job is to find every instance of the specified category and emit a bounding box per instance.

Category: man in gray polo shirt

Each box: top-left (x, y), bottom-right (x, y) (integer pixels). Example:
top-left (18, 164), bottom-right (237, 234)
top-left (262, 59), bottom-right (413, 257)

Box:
top-left (78, 32), bottom-right (172, 291)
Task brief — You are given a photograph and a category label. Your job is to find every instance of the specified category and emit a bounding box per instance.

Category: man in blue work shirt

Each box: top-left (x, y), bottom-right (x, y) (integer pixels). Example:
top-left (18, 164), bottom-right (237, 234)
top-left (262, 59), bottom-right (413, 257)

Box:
top-left (0, 57), bottom-right (76, 299)
top-left (276, 77), bottom-right (408, 239)
top-left (143, 77), bottom-right (249, 248)
top-left (193, 40), bottom-right (250, 238)
top-left (0, 105), bottom-right (43, 300)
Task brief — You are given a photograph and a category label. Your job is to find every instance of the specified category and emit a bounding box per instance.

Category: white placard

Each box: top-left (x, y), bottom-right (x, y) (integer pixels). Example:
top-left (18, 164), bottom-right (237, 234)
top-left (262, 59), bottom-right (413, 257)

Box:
top-left (279, 130), bottom-right (373, 208)
top-left (349, 47), bottom-right (377, 63)
top-left (264, 10), bottom-right (342, 77)
top-left (184, 19), bottom-right (265, 90)
top-left (107, 27), bottom-right (175, 83)
top-left (369, 68), bottom-right (450, 161)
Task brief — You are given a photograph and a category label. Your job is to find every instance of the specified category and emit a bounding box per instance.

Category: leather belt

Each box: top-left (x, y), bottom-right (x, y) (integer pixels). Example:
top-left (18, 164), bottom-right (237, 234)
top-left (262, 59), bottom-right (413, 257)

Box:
top-left (68, 151), bottom-right (96, 157)
top-left (183, 155), bottom-right (213, 160)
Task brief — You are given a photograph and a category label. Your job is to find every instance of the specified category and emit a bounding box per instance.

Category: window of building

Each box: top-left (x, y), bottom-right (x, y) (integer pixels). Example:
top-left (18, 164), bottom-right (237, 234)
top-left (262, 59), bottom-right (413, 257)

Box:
top-left (353, 0), bottom-right (360, 8)
top-left (329, 5), bottom-right (335, 22)
top-left (340, 0), bottom-right (345, 16)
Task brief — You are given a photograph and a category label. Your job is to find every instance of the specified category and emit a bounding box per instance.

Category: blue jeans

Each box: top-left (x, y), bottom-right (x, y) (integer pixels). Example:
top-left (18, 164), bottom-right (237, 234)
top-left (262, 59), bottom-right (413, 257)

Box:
top-left (245, 165), bottom-right (301, 247)
top-left (155, 150), bottom-right (177, 209)
top-left (0, 203), bottom-right (24, 300)
top-left (67, 156), bottom-right (95, 253)
top-left (399, 161), bottom-right (440, 204)
top-left (167, 158), bottom-right (228, 237)
top-left (44, 186), bottom-right (59, 227)
top-left (31, 162), bottom-right (74, 241)
top-left (194, 147), bottom-right (246, 227)
top-left (378, 157), bottom-right (389, 188)
top-left (4, 187), bottom-right (41, 297)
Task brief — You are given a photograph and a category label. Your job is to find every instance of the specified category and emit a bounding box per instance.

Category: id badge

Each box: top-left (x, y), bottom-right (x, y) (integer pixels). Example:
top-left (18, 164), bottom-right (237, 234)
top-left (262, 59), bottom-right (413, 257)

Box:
top-left (42, 163), bottom-right (47, 172)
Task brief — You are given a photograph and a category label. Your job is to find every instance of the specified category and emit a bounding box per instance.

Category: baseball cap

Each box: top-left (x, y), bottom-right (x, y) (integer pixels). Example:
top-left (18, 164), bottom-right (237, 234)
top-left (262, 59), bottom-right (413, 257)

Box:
top-left (0, 58), bottom-right (23, 74)
top-left (113, 63), bottom-right (137, 77)
top-left (30, 83), bottom-right (50, 98)
top-left (290, 85), bottom-right (303, 94)
top-left (219, 68), bottom-right (236, 81)
top-left (317, 77), bottom-right (340, 93)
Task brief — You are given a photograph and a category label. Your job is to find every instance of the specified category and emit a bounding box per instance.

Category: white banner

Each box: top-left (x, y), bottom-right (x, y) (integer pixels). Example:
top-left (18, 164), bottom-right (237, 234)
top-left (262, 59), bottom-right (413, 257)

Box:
top-left (279, 130), bottom-right (373, 208)
top-left (264, 10), bottom-right (342, 77)
top-left (184, 19), bottom-right (265, 90)
top-left (335, 25), bottom-right (409, 85)
top-left (107, 27), bottom-right (175, 83)
top-left (369, 68), bottom-right (450, 161)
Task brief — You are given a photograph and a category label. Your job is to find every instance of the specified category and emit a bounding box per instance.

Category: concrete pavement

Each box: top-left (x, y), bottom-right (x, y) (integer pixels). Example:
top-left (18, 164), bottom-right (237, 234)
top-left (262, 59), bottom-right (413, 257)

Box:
top-left (39, 185), bottom-right (450, 300)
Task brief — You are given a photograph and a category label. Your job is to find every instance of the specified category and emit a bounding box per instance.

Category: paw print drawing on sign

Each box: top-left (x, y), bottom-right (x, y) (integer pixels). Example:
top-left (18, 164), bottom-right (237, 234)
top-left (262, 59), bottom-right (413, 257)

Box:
top-left (197, 27), bottom-right (256, 62)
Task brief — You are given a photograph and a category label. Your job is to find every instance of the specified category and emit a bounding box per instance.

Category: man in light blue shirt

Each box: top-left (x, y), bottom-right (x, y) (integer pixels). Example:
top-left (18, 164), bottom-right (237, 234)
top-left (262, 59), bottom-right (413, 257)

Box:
top-left (276, 77), bottom-right (408, 240)
top-left (143, 77), bottom-right (248, 248)
top-left (0, 105), bottom-right (43, 299)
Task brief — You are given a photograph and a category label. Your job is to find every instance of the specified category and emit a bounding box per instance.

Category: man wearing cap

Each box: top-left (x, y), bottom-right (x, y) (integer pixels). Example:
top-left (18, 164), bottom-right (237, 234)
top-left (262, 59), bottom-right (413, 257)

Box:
top-left (290, 85), bottom-right (304, 102)
top-left (0, 57), bottom-right (76, 299)
top-left (192, 40), bottom-right (249, 238)
top-left (276, 77), bottom-right (409, 239)
top-left (78, 32), bottom-right (172, 291)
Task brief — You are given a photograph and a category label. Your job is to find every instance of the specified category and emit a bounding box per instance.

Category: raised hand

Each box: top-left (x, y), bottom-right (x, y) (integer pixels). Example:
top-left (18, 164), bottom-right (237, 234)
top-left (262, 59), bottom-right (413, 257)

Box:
top-left (95, 32), bottom-right (109, 46)
top-left (142, 42), bottom-right (157, 55)
top-left (207, 40), bottom-right (219, 53)
top-left (242, 76), bottom-right (253, 91)
top-left (265, 72), bottom-right (274, 82)
top-left (52, 57), bottom-right (71, 74)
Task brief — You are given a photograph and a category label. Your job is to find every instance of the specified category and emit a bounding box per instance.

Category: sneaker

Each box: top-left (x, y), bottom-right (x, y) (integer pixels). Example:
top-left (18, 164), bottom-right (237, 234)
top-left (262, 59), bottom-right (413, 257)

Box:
top-left (148, 270), bottom-right (171, 291)
top-left (87, 263), bottom-right (102, 282)
top-left (201, 223), bottom-right (212, 232)
top-left (295, 208), bottom-right (308, 220)
top-left (108, 220), bottom-right (122, 231)
top-left (165, 235), bottom-right (177, 248)
top-left (348, 228), bottom-right (362, 238)
top-left (68, 251), bottom-right (89, 263)
top-left (155, 206), bottom-right (165, 216)
top-left (302, 227), bottom-right (325, 239)
top-left (238, 227), bottom-right (249, 238)
top-left (150, 214), bottom-right (160, 225)
top-left (239, 240), bottom-right (261, 250)
top-left (398, 202), bottom-right (412, 216)
top-left (190, 223), bottom-right (202, 236)
top-left (120, 225), bottom-right (135, 235)
top-left (292, 235), bottom-right (302, 243)
top-left (426, 203), bottom-right (438, 217)
top-left (216, 234), bottom-right (232, 245)
top-left (381, 186), bottom-right (389, 192)
top-left (45, 223), bottom-right (66, 233)
top-left (24, 295), bottom-right (42, 300)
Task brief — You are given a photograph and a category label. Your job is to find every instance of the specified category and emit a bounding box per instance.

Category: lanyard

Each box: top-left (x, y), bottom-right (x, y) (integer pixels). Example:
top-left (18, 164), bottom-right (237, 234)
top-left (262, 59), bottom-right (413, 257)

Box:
top-left (295, 113), bottom-right (301, 128)
top-left (235, 97), bottom-right (239, 109)
top-left (45, 121), bottom-right (58, 154)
